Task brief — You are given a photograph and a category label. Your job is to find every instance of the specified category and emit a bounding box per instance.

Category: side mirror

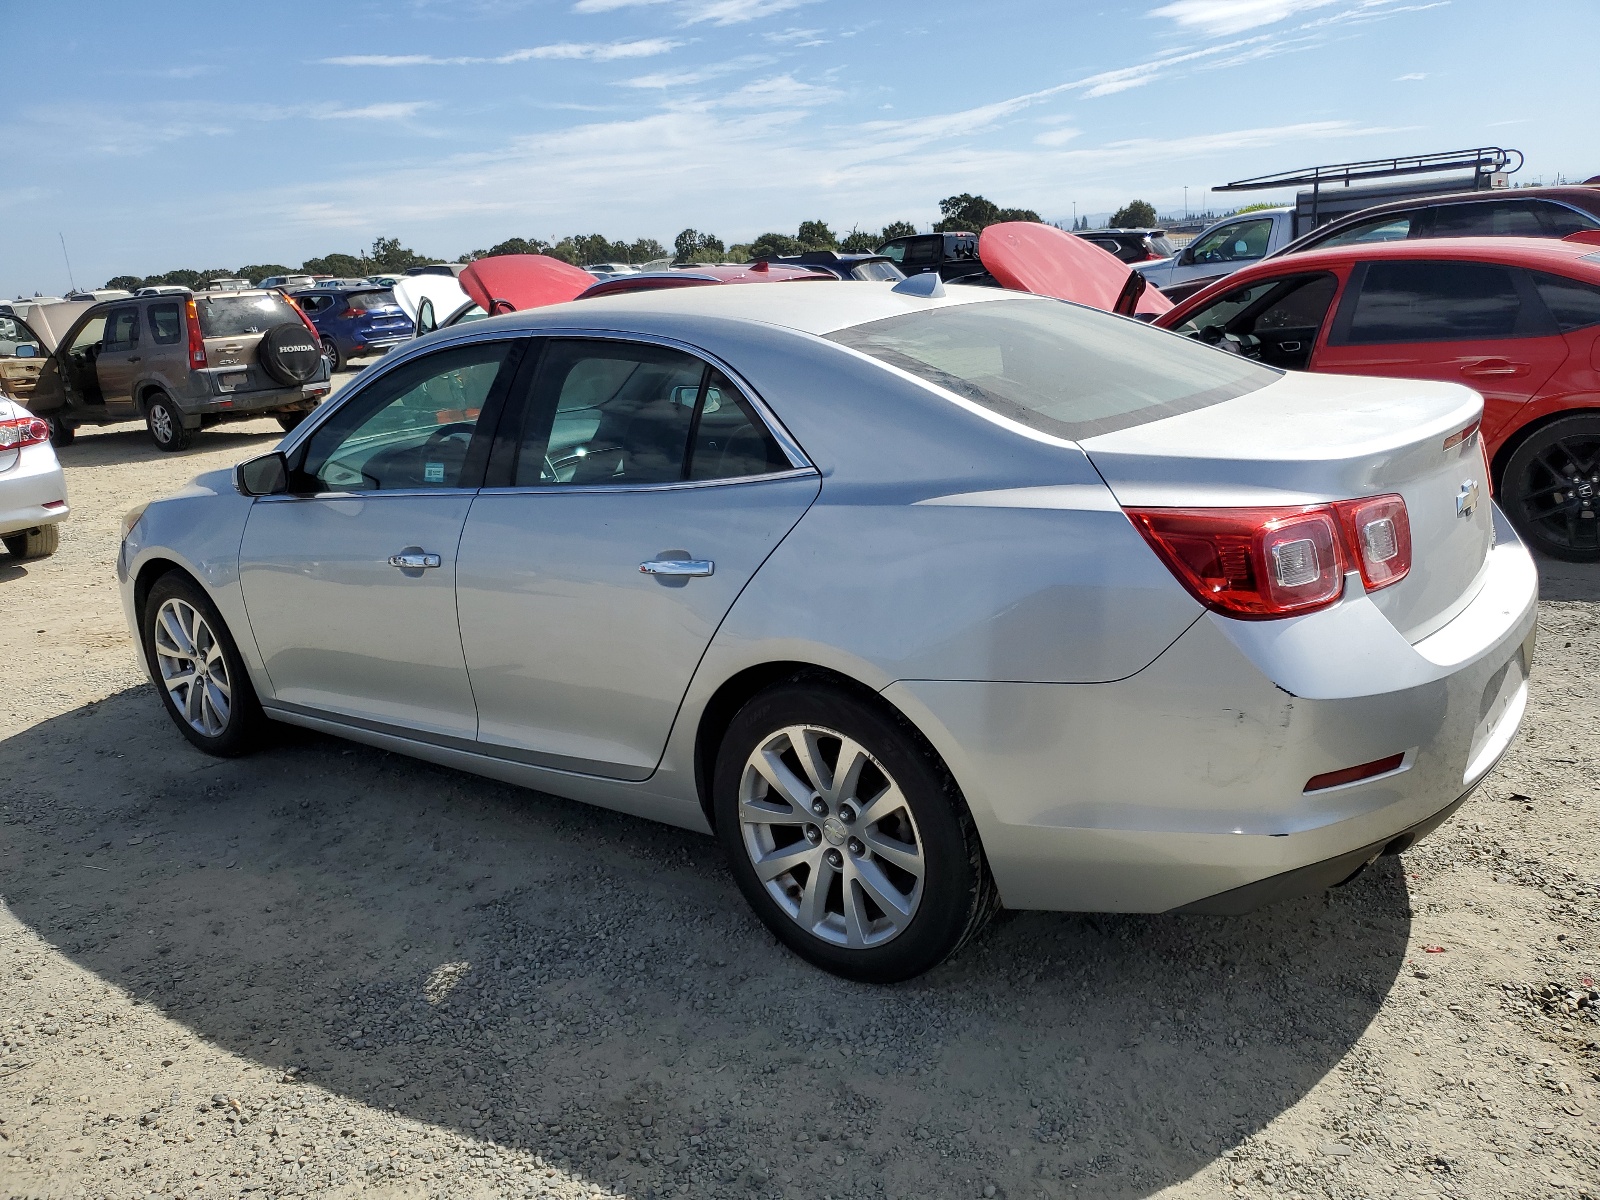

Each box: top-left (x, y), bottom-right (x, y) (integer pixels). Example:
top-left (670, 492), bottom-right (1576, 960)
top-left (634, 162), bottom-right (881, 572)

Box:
top-left (14, 344), bottom-right (37, 358)
top-left (236, 452), bottom-right (288, 497)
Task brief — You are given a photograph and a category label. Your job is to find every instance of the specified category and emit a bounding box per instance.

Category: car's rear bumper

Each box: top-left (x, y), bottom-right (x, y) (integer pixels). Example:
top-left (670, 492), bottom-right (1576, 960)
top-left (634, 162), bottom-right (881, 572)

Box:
top-left (884, 511), bottom-right (1539, 913)
top-left (187, 380), bottom-right (331, 419)
top-left (0, 447), bottom-right (69, 537)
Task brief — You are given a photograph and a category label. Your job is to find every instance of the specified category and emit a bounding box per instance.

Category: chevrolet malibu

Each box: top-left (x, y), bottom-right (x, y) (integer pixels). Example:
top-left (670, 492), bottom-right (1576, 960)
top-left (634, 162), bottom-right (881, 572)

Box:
top-left (118, 280), bottom-right (1537, 982)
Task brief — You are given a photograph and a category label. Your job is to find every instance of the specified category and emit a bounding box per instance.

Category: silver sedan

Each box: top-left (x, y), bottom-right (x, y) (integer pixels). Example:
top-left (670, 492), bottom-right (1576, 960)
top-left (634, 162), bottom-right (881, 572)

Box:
top-left (118, 280), bottom-right (1537, 981)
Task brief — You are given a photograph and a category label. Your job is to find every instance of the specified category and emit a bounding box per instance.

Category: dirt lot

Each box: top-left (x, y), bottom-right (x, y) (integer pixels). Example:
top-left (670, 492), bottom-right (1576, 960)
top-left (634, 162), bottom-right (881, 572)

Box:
top-left (2, 406), bottom-right (1598, 1200)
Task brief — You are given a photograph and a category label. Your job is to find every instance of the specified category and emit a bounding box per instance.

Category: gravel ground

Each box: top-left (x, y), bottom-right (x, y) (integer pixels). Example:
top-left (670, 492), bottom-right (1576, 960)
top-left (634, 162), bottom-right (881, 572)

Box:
top-left (2, 403), bottom-right (1598, 1200)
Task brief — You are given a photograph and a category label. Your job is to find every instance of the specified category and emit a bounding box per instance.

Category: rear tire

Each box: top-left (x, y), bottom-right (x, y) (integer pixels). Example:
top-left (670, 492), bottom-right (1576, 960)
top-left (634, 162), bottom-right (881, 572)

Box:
top-left (713, 681), bottom-right (998, 983)
top-left (2, 524), bottom-right (59, 559)
top-left (1500, 413), bottom-right (1600, 562)
top-left (45, 415), bottom-right (75, 447)
top-left (321, 337), bottom-right (342, 372)
top-left (276, 410), bottom-right (310, 433)
top-left (140, 571), bottom-right (265, 756)
top-left (145, 394), bottom-right (191, 452)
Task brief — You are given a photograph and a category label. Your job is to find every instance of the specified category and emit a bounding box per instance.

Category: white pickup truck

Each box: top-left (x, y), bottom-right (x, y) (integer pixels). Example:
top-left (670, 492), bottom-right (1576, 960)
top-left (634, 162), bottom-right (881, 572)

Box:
top-left (1135, 207), bottom-right (1297, 302)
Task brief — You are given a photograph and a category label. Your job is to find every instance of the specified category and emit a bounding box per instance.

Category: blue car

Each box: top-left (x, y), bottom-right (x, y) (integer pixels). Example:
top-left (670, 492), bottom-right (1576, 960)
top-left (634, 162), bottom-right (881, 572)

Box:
top-left (290, 287), bottom-right (413, 371)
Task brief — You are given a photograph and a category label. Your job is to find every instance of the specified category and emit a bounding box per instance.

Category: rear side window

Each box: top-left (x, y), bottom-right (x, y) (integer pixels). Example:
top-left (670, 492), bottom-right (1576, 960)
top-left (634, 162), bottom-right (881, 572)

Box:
top-left (1317, 213), bottom-right (1414, 248)
top-left (347, 290), bottom-right (399, 312)
top-left (1337, 260), bottom-right (1528, 344)
top-left (149, 302), bottom-right (182, 345)
top-left (1537, 202), bottom-right (1600, 237)
top-left (1428, 200), bottom-right (1543, 238)
top-left (197, 293), bottom-right (298, 337)
top-left (1532, 272), bottom-right (1600, 332)
top-left (829, 298), bottom-right (1277, 441)
top-left (902, 239), bottom-right (939, 266)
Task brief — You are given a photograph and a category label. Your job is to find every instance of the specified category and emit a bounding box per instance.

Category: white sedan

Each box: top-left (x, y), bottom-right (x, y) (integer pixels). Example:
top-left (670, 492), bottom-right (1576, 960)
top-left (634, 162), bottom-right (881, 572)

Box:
top-left (0, 394), bottom-right (67, 559)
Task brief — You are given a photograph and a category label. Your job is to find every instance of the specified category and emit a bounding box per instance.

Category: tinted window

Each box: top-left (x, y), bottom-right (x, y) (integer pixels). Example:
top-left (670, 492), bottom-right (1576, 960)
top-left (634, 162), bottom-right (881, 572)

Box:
top-left (1428, 200), bottom-right (1543, 238)
top-left (829, 298), bottom-right (1276, 441)
top-left (517, 341), bottom-right (707, 486)
top-left (300, 340), bottom-right (516, 491)
top-left (1536, 202), bottom-right (1600, 237)
top-left (197, 293), bottom-right (299, 337)
top-left (1532, 271), bottom-right (1600, 332)
top-left (103, 307), bottom-right (139, 351)
top-left (1256, 274), bottom-right (1339, 330)
top-left (347, 290), bottom-right (399, 312)
top-left (902, 239), bottom-right (939, 266)
top-left (1317, 213), bottom-right (1414, 248)
top-left (1190, 219), bottom-right (1273, 264)
top-left (149, 302), bottom-right (183, 345)
top-left (687, 370), bottom-right (790, 480)
top-left (1341, 260), bottom-right (1525, 344)
top-left (1174, 279), bottom-right (1285, 335)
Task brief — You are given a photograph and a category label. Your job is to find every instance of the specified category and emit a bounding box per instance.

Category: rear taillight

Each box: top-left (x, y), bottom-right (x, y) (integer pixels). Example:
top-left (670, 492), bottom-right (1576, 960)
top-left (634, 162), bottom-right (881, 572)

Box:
top-left (1333, 494), bottom-right (1411, 590)
top-left (0, 416), bottom-right (50, 449)
top-left (1126, 506), bottom-right (1346, 618)
top-left (283, 294), bottom-right (320, 339)
top-left (185, 297), bottom-right (208, 368)
top-left (1128, 493), bottom-right (1413, 620)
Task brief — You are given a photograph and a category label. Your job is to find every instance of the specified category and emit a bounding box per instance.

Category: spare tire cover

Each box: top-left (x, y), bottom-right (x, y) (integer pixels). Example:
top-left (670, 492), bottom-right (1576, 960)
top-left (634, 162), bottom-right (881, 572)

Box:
top-left (257, 322), bottom-right (322, 385)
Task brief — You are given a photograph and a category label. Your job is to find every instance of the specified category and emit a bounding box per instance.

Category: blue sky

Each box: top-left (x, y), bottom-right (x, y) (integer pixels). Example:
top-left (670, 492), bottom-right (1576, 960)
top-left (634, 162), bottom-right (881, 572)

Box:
top-left (1, 0), bottom-right (1593, 293)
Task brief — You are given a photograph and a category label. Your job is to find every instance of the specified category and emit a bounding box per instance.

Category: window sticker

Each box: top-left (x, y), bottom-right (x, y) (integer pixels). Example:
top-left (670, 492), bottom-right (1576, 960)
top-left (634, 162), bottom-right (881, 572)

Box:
top-left (424, 462), bottom-right (445, 484)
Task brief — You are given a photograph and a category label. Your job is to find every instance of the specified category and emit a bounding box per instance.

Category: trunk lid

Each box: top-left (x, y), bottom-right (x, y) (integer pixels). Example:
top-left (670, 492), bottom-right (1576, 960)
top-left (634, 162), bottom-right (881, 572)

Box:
top-left (1080, 370), bottom-right (1493, 641)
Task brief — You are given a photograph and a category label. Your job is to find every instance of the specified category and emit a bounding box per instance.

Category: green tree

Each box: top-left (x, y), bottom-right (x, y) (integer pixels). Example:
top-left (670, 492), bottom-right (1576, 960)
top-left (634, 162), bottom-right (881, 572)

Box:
top-left (235, 264), bottom-right (293, 283)
top-left (934, 194), bottom-right (1040, 232)
top-left (1110, 200), bottom-right (1158, 228)
top-left (368, 236), bottom-right (433, 273)
top-left (879, 221), bottom-right (917, 242)
top-left (1233, 201), bottom-right (1280, 214)
top-left (673, 229), bottom-right (726, 264)
top-left (838, 227), bottom-right (877, 253)
top-left (301, 252), bottom-right (366, 277)
top-left (104, 275), bottom-right (143, 290)
top-left (746, 232), bottom-right (802, 259)
top-left (796, 220), bottom-right (837, 250)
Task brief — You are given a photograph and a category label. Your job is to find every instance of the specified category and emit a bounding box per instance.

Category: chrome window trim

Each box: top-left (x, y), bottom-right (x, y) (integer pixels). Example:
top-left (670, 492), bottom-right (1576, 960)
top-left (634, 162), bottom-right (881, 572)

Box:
top-left (479, 465), bottom-right (820, 499)
top-left (253, 487), bottom-right (483, 504)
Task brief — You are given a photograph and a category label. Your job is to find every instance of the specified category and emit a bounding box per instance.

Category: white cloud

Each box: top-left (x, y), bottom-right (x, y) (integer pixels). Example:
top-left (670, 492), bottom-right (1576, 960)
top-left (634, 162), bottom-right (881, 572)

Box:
top-left (710, 74), bottom-right (841, 108)
top-left (572, 0), bottom-right (671, 10)
top-left (1148, 0), bottom-right (1339, 35)
top-left (623, 55), bottom-right (772, 87)
top-left (764, 26), bottom-right (828, 45)
top-left (1394, 71), bottom-right (1426, 79)
top-left (682, 0), bottom-right (815, 25)
top-left (1034, 127), bottom-right (1082, 147)
top-left (321, 39), bottom-right (680, 67)
top-left (315, 102), bottom-right (429, 121)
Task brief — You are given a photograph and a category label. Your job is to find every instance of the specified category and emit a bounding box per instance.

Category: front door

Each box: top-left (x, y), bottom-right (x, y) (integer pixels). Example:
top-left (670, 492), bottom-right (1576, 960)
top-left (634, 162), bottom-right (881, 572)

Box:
top-left (94, 305), bottom-right (143, 414)
top-left (1314, 259), bottom-right (1564, 444)
top-left (456, 337), bottom-right (819, 780)
top-left (0, 314), bottom-right (46, 405)
top-left (239, 336), bottom-right (526, 739)
top-left (1168, 271), bottom-right (1341, 371)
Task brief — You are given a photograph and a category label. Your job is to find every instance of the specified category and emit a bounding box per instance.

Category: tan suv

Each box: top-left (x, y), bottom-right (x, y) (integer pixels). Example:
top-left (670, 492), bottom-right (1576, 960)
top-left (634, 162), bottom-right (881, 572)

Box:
top-left (3, 290), bottom-right (331, 450)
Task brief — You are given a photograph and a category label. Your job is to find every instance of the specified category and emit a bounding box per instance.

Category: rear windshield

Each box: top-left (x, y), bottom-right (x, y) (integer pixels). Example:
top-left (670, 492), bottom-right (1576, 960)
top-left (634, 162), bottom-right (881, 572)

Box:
top-left (828, 298), bottom-right (1277, 440)
top-left (197, 293), bottom-right (299, 338)
top-left (346, 290), bottom-right (399, 312)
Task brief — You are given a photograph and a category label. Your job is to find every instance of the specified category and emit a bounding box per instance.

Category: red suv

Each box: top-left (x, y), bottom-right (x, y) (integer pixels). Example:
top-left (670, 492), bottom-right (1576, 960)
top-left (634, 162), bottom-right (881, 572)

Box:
top-left (1154, 236), bottom-right (1600, 560)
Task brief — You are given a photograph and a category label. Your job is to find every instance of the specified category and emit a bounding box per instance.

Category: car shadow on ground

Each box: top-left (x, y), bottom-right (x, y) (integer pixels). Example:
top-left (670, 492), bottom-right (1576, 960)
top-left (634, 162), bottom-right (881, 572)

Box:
top-left (1, 687), bottom-right (1411, 1198)
top-left (54, 421), bottom-right (287, 468)
top-left (1534, 551), bottom-right (1600, 604)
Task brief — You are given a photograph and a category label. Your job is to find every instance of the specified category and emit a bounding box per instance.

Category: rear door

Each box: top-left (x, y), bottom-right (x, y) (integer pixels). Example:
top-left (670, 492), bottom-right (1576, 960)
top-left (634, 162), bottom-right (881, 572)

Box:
top-left (94, 305), bottom-right (143, 412)
top-left (1314, 258), bottom-right (1566, 445)
top-left (455, 337), bottom-right (819, 780)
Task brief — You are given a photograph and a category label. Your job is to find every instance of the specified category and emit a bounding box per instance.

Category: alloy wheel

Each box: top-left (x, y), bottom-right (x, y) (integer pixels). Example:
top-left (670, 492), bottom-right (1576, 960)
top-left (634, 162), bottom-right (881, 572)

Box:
top-left (150, 404), bottom-right (174, 444)
top-left (738, 724), bottom-right (925, 948)
top-left (1512, 430), bottom-right (1600, 556)
top-left (152, 597), bottom-right (232, 737)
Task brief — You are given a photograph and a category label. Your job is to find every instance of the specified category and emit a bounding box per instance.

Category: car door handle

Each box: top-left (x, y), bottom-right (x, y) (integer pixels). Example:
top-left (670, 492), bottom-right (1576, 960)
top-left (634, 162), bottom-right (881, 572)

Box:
top-left (640, 558), bottom-right (714, 577)
top-left (389, 551), bottom-right (442, 569)
top-left (128, 355), bottom-right (141, 362)
top-left (1460, 358), bottom-right (1527, 378)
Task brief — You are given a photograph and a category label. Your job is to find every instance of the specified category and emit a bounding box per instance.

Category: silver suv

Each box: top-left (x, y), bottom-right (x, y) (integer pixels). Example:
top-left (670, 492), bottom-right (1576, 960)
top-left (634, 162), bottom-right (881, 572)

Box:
top-left (8, 289), bottom-right (331, 450)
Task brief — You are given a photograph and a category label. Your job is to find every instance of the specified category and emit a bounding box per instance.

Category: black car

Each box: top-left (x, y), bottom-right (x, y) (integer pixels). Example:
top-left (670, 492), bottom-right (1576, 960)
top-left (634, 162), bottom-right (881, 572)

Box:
top-left (1269, 184), bottom-right (1600, 258)
top-left (751, 251), bottom-right (905, 281)
top-left (1074, 228), bottom-right (1177, 264)
top-left (875, 232), bottom-right (989, 282)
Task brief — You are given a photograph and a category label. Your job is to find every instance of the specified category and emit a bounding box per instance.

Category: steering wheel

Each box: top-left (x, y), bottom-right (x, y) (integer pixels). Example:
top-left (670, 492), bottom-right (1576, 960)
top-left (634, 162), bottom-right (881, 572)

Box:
top-left (423, 421), bottom-right (475, 450)
top-left (1219, 332), bottom-right (1263, 360)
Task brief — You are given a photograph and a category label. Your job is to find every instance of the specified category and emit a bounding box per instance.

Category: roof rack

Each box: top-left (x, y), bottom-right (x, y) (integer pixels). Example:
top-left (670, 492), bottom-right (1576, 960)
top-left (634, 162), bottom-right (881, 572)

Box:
top-left (1215, 146), bottom-right (1522, 193)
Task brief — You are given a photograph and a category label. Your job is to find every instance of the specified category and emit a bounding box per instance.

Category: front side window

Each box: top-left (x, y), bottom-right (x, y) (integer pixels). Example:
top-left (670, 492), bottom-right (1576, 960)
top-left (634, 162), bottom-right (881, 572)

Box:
top-left (1317, 213), bottom-right (1414, 248)
top-left (878, 241), bottom-right (907, 264)
top-left (103, 307), bottom-right (140, 351)
top-left (149, 302), bottom-right (182, 345)
top-left (1174, 279), bottom-right (1285, 336)
top-left (1338, 260), bottom-right (1528, 344)
top-left (1189, 219), bottom-right (1273, 264)
top-left (67, 315), bottom-right (107, 355)
top-left (514, 341), bottom-right (789, 486)
top-left (299, 340), bottom-right (518, 491)
top-left (1532, 271), bottom-right (1600, 332)
top-left (0, 315), bottom-right (43, 358)
top-left (829, 298), bottom-right (1276, 441)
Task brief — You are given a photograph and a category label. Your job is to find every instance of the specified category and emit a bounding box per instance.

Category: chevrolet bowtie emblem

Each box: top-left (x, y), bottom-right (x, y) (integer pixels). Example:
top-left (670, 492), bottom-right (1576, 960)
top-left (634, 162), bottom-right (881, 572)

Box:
top-left (1456, 479), bottom-right (1480, 518)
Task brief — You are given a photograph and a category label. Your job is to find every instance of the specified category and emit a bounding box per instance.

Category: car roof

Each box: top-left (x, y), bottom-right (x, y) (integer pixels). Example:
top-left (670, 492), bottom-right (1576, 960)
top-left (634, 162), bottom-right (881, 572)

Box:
top-left (464, 277), bottom-right (1023, 338)
top-left (1312, 183), bottom-right (1600, 221)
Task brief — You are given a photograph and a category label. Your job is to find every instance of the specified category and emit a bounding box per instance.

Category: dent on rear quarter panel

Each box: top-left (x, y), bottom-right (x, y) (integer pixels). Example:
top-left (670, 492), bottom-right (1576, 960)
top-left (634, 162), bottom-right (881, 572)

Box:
top-left (129, 470), bottom-right (265, 678)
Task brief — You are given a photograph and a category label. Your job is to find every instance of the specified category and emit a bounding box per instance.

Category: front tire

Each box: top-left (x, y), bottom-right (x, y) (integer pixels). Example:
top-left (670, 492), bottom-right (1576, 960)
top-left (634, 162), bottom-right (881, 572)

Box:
top-left (145, 394), bottom-right (192, 452)
top-left (46, 415), bottom-right (75, 447)
top-left (2, 524), bottom-right (59, 559)
top-left (140, 572), bottom-right (265, 756)
top-left (713, 681), bottom-right (997, 983)
top-left (1501, 413), bottom-right (1600, 562)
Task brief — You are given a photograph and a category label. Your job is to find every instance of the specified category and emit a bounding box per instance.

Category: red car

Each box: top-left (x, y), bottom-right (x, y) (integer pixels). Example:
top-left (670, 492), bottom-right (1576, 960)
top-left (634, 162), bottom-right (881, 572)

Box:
top-left (1155, 235), bottom-right (1600, 561)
